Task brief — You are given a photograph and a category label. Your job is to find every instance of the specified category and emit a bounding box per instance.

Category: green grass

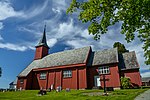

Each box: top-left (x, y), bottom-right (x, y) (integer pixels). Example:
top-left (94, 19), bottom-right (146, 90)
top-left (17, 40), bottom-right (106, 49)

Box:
top-left (0, 89), bottom-right (148, 100)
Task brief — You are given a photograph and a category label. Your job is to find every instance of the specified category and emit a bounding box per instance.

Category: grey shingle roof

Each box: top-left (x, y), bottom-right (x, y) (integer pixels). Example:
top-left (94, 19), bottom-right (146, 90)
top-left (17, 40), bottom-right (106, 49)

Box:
top-left (91, 48), bottom-right (118, 66)
top-left (119, 51), bottom-right (139, 70)
top-left (18, 46), bottom-right (91, 77)
top-left (18, 60), bottom-right (41, 77)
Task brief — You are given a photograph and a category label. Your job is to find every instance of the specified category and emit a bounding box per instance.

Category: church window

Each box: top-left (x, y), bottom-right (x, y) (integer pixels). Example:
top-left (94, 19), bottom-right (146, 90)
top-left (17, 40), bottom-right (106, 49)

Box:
top-left (40, 72), bottom-right (46, 79)
top-left (63, 70), bottom-right (72, 78)
top-left (20, 79), bottom-right (24, 84)
top-left (98, 66), bottom-right (110, 74)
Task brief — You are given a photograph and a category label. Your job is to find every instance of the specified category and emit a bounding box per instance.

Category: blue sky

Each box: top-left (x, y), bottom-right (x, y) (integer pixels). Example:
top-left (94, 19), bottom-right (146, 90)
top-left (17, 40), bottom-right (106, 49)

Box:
top-left (0, 0), bottom-right (149, 88)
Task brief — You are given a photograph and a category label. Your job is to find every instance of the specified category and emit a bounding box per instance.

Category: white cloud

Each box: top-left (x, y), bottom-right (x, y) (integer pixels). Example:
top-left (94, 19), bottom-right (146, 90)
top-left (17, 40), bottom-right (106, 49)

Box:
top-left (51, 19), bottom-right (113, 50)
top-left (0, 22), bottom-right (4, 29)
top-left (47, 38), bottom-right (57, 47)
top-left (0, 42), bottom-right (28, 51)
top-left (0, 1), bottom-right (23, 20)
top-left (80, 29), bottom-right (93, 39)
top-left (0, 0), bottom-right (49, 21)
top-left (21, 0), bottom-right (49, 19)
top-left (141, 71), bottom-right (150, 77)
top-left (56, 19), bottom-right (78, 38)
top-left (67, 39), bottom-right (89, 48)
top-left (0, 22), bottom-right (4, 41)
top-left (18, 26), bottom-right (40, 37)
top-left (52, 0), bottom-right (68, 12)
top-left (18, 27), bottom-right (35, 33)
top-left (0, 35), bottom-right (3, 41)
top-left (52, 8), bottom-right (61, 13)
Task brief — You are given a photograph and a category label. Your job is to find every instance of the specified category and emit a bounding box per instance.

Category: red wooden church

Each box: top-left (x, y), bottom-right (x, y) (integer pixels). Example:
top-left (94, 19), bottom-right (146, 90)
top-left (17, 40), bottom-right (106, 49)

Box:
top-left (17, 26), bottom-right (142, 90)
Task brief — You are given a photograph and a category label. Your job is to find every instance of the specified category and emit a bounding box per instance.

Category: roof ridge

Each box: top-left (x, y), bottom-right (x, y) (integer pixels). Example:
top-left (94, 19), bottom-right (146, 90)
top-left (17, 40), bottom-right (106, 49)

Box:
top-left (93, 47), bottom-right (117, 52)
top-left (45, 46), bottom-right (91, 56)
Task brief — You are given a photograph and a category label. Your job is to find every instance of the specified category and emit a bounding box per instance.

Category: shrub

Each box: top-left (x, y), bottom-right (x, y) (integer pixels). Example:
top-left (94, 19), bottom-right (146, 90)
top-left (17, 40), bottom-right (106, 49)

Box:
top-left (120, 77), bottom-right (131, 89)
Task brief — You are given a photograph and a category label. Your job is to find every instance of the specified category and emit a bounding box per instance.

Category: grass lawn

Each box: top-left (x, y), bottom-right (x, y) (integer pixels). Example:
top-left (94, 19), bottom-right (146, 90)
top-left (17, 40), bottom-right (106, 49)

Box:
top-left (0, 89), bottom-right (148, 100)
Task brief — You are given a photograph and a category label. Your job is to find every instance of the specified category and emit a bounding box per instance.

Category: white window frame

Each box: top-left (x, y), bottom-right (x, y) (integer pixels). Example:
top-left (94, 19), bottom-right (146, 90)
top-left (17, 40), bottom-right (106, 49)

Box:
top-left (63, 70), bottom-right (72, 78)
top-left (40, 72), bottom-right (46, 79)
top-left (98, 66), bottom-right (110, 74)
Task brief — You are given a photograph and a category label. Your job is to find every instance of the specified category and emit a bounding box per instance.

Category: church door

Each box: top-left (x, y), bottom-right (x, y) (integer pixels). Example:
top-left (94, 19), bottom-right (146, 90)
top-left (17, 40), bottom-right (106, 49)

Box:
top-left (94, 76), bottom-right (101, 86)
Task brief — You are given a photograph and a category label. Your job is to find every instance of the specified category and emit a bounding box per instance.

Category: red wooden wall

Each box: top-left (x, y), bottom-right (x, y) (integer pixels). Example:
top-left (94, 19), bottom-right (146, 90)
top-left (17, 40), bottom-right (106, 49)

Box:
top-left (17, 64), bottom-right (141, 90)
top-left (122, 69), bottom-right (142, 87)
top-left (17, 78), bottom-right (26, 90)
top-left (87, 63), bottom-right (121, 89)
top-left (34, 46), bottom-right (49, 60)
top-left (19, 66), bottom-right (87, 90)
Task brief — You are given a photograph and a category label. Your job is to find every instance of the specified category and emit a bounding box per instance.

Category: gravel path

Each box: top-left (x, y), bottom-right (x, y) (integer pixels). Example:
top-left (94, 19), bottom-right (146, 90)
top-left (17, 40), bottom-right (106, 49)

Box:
top-left (134, 89), bottom-right (150, 100)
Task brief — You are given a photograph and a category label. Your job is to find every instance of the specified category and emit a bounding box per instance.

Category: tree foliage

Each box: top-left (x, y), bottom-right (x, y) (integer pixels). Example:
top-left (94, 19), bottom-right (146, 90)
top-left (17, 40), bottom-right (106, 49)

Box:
top-left (120, 77), bottom-right (131, 89)
top-left (0, 67), bottom-right (2, 77)
top-left (113, 42), bottom-right (129, 54)
top-left (67, 0), bottom-right (150, 65)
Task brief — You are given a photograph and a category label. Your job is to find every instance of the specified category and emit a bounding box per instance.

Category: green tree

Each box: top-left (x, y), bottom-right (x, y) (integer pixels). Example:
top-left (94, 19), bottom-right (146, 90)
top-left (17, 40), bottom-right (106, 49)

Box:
top-left (67, 0), bottom-right (150, 65)
top-left (113, 42), bottom-right (129, 54)
top-left (0, 67), bottom-right (2, 77)
top-left (120, 77), bottom-right (131, 89)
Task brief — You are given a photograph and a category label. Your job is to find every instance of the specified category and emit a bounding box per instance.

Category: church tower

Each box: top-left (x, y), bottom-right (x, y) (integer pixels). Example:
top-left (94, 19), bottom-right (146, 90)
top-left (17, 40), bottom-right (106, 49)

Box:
top-left (34, 25), bottom-right (49, 60)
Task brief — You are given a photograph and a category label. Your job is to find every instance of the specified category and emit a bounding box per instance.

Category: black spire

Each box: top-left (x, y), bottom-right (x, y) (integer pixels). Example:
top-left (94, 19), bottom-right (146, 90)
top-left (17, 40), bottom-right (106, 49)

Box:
top-left (36, 25), bottom-right (49, 48)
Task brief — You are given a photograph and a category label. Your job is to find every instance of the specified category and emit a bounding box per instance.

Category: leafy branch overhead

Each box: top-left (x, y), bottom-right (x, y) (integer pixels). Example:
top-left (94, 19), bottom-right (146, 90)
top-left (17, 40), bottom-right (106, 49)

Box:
top-left (67, 0), bottom-right (150, 65)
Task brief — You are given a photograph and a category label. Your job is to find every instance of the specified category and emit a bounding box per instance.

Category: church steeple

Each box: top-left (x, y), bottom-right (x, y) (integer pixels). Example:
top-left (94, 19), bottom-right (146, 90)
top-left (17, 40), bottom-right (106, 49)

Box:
top-left (34, 25), bottom-right (49, 60)
top-left (36, 25), bottom-right (49, 48)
